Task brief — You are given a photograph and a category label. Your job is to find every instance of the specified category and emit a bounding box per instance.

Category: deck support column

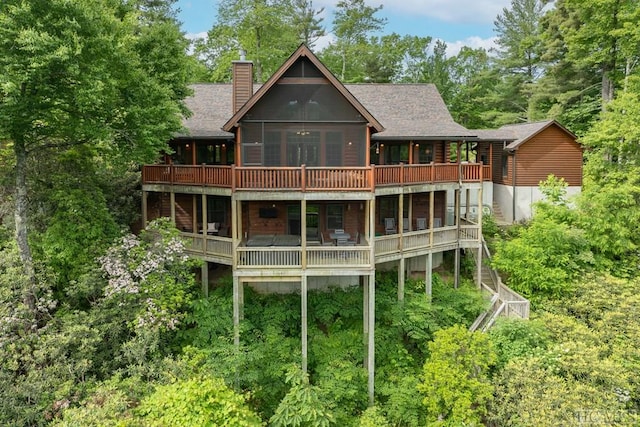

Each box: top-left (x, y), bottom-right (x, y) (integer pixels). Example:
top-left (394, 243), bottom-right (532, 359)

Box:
top-left (426, 252), bottom-right (433, 297)
top-left (141, 190), bottom-right (148, 228)
top-left (477, 186), bottom-right (483, 288)
top-left (408, 194), bottom-right (413, 231)
top-left (429, 191), bottom-right (435, 245)
top-left (466, 188), bottom-right (471, 220)
top-left (363, 275), bottom-right (369, 368)
top-left (301, 200), bottom-right (307, 269)
top-left (233, 276), bottom-right (240, 348)
top-left (454, 189), bottom-right (461, 289)
top-left (367, 271), bottom-right (375, 406)
top-left (192, 195), bottom-right (197, 234)
top-left (398, 257), bottom-right (405, 301)
top-left (201, 262), bottom-right (209, 297)
top-left (202, 194), bottom-right (208, 253)
top-left (169, 192), bottom-right (175, 225)
top-left (301, 275), bottom-right (308, 373)
top-left (454, 248), bottom-right (460, 289)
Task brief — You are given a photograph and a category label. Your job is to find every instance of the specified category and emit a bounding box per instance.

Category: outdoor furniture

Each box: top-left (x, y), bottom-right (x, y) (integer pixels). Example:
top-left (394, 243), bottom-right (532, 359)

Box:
top-left (320, 233), bottom-right (334, 246)
top-left (272, 234), bottom-right (301, 246)
top-left (402, 218), bottom-right (410, 232)
top-left (433, 217), bottom-right (442, 228)
top-left (330, 231), bottom-right (351, 245)
top-left (341, 231), bottom-right (358, 246)
top-left (207, 222), bottom-right (220, 235)
top-left (384, 218), bottom-right (396, 234)
top-left (246, 234), bottom-right (274, 247)
top-left (416, 217), bottom-right (427, 230)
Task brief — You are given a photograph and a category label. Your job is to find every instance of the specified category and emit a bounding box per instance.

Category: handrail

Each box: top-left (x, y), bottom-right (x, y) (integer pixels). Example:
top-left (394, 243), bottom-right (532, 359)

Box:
top-left (142, 162), bottom-right (487, 190)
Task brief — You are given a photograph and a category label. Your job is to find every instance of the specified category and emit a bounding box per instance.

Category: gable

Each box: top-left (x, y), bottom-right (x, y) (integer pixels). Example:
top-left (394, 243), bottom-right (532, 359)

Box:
top-left (223, 44), bottom-right (383, 132)
top-left (245, 57), bottom-right (366, 123)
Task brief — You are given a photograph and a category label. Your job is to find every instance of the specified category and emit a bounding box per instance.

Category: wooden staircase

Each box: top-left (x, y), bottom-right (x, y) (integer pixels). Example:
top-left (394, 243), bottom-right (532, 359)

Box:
top-left (469, 238), bottom-right (530, 332)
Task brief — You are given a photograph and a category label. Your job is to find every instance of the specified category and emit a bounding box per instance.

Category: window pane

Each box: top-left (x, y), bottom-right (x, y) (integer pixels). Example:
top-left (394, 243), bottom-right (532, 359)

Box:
top-left (326, 204), bottom-right (343, 229)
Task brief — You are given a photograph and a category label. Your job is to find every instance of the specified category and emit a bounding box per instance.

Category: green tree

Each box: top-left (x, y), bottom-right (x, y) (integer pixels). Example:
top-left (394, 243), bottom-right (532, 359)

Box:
top-left (561, 0), bottom-right (640, 104)
top-left (324, 0), bottom-right (387, 81)
top-left (418, 325), bottom-right (496, 426)
top-left (489, 0), bottom-right (545, 124)
top-left (196, 0), bottom-right (299, 82)
top-left (137, 376), bottom-right (263, 426)
top-left (270, 367), bottom-right (334, 427)
top-left (0, 0), bottom-right (189, 312)
top-left (291, 0), bottom-right (325, 48)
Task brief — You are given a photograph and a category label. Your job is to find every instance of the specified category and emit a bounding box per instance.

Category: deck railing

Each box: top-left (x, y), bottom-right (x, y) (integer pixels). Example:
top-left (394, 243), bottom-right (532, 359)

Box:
top-left (143, 162), bottom-right (485, 190)
top-left (374, 226), bottom-right (465, 257)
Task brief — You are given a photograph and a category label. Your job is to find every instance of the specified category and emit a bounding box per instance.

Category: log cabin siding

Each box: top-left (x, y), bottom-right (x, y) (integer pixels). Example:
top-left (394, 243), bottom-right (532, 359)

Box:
top-left (492, 142), bottom-right (512, 185)
top-left (514, 126), bottom-right (582, 186)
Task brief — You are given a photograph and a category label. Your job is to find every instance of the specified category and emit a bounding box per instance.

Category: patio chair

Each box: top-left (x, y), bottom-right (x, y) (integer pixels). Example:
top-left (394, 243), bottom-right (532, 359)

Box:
top-left (384, 218), bottom-right (396, 234)
top-left (433, 217), bottom-right (442, 228)
top-left (206, 222), bottom-right (220, 234)
top-left (320, 233), bottom-right (334, 246)
top-left (402, 218), bottom-right (410, 232)
top-left (343, 231), bottom-right (359, 246)
top-left (416, 217), bottom-right (427, 230)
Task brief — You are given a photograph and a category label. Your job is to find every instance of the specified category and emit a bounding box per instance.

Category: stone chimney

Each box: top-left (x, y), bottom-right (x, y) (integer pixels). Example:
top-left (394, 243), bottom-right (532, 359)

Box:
top-left (232, 50), bottom-right (253, 113)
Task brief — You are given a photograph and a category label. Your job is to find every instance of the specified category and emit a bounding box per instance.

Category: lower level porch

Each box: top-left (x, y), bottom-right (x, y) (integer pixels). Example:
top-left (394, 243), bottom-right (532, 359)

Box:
top-left (182, 221), bottom-right (480, 271)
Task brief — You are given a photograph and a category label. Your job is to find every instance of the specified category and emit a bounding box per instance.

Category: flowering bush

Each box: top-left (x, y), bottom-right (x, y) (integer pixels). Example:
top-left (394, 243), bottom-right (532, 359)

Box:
top-left (99, 218), bottom-right (198, 332)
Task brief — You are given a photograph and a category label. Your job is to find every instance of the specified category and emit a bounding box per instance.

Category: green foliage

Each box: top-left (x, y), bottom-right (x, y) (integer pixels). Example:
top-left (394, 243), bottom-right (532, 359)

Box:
top-left (137, 376), bottom-right (263, 426)
top-left (489, 318), bottom-right (550, 369)
top-left (491, 215), bottom-right (593, 300)
top-left (358, 406), bottom-right (389, 427)
top-left (490, 274), bottom-right (640, 425)
top-left (419, 325), bottom-right (496, 426)
top-left (269, 367), bottom-right (334, 427)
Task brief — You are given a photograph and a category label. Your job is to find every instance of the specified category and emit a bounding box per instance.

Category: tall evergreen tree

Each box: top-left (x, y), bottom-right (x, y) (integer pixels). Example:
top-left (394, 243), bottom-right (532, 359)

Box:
top-left (322, 0), bottom-right (387, 81)
top-left (490, 0), bottom-right (545, 124)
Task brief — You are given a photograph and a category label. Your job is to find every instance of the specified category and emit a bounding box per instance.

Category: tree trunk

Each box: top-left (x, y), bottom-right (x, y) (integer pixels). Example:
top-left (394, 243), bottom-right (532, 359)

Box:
top-left (14, 136), bottom-right (36, 311)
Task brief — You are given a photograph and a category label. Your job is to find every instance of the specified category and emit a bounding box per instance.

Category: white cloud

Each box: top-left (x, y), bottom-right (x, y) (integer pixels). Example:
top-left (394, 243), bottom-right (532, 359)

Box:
top-left (444, 36), bottom-right (498, 57)
top-left (377, 0), bottom-right (509, 25)
top-left (314, 0), bottom-right (510, 25)
top-left (185, 31), bottom-right (208, 42)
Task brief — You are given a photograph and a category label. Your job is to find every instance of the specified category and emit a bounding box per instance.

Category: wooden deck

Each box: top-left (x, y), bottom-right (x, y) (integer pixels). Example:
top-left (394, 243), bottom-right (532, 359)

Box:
top-left (142, 163), bottom-right (489, 191)
top-left (183, 224), bottom-right (481, 270)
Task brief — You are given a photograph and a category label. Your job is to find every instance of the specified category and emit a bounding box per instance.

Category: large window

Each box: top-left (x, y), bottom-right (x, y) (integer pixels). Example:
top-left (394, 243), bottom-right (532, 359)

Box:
top-left (326, 204), bottom-right (344, 230)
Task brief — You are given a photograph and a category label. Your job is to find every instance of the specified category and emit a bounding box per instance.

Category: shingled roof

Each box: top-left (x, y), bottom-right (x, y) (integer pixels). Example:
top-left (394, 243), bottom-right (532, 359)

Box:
top-left (347, 84), bottom-right (476, 140)
top-left (472, 120), bottom-right (576, 150)
top-left (177, 82), bottom-right (476, 140)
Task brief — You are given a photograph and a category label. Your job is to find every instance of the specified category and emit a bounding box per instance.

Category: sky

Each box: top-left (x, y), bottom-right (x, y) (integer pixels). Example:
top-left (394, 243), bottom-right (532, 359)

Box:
top-left (175, 0), bottom-right (511, 56)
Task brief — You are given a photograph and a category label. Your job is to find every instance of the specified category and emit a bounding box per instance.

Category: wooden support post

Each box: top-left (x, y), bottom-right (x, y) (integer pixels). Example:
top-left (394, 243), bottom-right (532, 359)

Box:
top-left (367, 271), bottom-right (375, 406)
top-left (363, 275), bottom-right (369, 368)
top-left (202, 194), bottom-right (207, 253)
top-left (426, 252), bottom-right (433, 297)
top-left (465, 188), bottom-right (470, 220)
top-left (301, 275), bottom-right (308, 373)
top-left (454, 248), bottom-right (460, 289)
top-left (429, 191), bottom-right (434, 246)
top-left (408, 194), bottom-right (413, 231)
top-left (233, 276), bottom-right (240, 348)
top-left (301, 199), bottom-right (307, 269)
top-left (231, 199), bottom-right (238, 268)
top-left (191, 195), bottom-right (197, 234)
top-left (141, 190), bottom-right (148, 228)
top-left (398, 257), bottom-right (405, 302)
top-left (239, 280), bottom-right (244, 321)
top-left (477, 186), bottom-right (483, 289)
top-left (201, 261), bottom-right (209, 297)
top-left (169, 192), bottom-right (176, 225)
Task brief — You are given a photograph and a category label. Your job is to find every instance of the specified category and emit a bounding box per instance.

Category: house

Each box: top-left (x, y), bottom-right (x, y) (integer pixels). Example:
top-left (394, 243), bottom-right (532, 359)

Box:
top-left (141, 45), bottom-right (534, 403)
top-left (475, 121), bottom-right (582, 223)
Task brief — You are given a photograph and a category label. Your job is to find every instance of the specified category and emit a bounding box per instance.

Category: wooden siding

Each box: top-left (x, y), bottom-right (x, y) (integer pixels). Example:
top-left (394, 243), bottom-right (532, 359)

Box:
top-left (492, 142), bottom-right (511, 185)
top-left (515, 126), bottom-right (582, 186)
